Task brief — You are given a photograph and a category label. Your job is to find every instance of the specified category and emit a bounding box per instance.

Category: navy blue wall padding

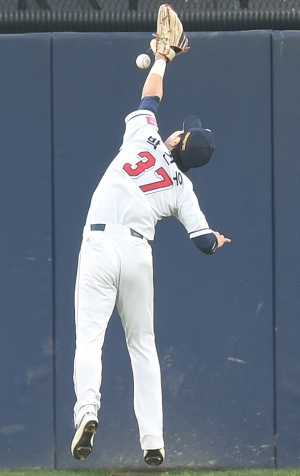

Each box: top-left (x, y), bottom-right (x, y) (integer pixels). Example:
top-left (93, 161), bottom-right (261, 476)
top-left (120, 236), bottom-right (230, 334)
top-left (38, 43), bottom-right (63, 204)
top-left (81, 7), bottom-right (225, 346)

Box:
top-left (272, 31), bottom-right (300, 468)
top-left (0, 34), bottom-right (54, 468)
top-left (52, 31), bottom-right (274, 469)
top-left (0, 30), bottom-right (299, 469)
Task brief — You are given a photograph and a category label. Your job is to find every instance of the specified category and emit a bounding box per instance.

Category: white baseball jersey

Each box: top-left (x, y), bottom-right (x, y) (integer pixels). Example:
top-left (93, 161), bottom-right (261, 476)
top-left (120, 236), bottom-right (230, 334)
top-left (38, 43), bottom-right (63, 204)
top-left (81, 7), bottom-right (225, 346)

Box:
top-left (73, 106), bottom-right (213, 453)
top-left (84, 109), bottom-right (212, 241)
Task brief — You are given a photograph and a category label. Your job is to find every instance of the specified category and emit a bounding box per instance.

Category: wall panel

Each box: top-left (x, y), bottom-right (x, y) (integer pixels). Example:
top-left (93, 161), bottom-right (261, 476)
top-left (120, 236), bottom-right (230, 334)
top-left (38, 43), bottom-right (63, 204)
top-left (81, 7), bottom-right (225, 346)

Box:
top-left (272, 30), bottom-right (300, 468)
top-left (0, 34), bottom-right (53, 468)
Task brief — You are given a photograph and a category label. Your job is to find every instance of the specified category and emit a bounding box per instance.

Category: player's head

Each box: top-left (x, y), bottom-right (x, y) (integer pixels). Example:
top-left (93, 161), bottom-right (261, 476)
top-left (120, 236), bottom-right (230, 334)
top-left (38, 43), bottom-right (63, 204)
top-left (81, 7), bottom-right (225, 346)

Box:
top-left (172, 116), bottom-right (215, 172)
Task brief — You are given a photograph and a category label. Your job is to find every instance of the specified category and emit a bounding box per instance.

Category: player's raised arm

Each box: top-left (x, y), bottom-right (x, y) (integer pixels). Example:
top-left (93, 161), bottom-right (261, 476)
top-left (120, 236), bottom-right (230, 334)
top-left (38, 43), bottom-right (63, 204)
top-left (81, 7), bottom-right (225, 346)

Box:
top-left (141, 53), bottom-right (167, 100)
top-left (141, 4), bottom-right (189, 101)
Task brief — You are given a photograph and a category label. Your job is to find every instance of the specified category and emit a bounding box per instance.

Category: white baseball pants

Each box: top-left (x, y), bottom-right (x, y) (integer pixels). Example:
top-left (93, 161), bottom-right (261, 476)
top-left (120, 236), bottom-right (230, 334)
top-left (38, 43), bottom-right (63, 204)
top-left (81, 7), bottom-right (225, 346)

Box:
top-left (73, 224), bottom-right (164, 450)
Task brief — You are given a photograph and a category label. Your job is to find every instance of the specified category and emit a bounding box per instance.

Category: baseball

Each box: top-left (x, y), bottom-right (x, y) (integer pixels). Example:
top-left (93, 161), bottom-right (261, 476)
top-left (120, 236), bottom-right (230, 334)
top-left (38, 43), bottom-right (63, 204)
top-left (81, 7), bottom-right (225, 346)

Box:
top-left (136, 54), bottom-right (151, 69)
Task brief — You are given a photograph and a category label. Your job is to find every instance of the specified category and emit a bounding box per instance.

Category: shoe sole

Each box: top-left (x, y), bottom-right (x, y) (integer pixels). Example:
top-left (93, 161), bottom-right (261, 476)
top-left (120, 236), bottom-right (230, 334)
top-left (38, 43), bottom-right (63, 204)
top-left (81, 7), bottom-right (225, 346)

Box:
top-left (71, 420), bottom-right (98, 460)
top-left (145, 455), bottom-right (163, 466)
top-left (144, 449), bottom-right (164, 467)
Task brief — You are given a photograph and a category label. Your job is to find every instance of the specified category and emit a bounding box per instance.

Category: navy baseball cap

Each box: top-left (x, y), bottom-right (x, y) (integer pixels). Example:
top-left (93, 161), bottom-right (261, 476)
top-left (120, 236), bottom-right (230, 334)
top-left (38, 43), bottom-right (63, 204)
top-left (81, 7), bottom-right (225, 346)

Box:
top-left (174, 116), bottom-right (215, 172)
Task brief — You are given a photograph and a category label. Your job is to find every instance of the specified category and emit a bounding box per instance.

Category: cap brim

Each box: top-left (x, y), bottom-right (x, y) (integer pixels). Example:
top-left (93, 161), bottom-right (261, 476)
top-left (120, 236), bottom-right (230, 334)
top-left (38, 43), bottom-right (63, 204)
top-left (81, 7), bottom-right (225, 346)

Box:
top-left (183, 115), bottom-right (202, 131)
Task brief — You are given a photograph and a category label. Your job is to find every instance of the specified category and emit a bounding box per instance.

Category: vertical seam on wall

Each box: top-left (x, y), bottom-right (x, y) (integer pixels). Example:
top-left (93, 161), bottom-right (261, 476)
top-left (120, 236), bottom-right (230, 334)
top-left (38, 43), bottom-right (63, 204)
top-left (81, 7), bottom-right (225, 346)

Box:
top-left (50, 33), bottom-right (57, 469)
top-left (270, 31), bottom-right (278, 469)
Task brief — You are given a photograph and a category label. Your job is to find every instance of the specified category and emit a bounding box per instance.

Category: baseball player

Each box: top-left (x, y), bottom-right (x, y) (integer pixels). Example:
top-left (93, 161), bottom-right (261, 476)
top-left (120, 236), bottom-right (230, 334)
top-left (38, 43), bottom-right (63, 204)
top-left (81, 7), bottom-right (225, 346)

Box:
top-left (71, 3), bottom-right (231, 467)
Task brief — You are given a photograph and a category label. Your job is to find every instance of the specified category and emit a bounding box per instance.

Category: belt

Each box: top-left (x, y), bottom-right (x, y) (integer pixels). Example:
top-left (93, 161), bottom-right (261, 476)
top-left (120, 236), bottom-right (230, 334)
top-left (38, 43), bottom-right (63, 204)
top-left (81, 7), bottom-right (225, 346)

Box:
top-left (91, 223), bottom-right (144, 239)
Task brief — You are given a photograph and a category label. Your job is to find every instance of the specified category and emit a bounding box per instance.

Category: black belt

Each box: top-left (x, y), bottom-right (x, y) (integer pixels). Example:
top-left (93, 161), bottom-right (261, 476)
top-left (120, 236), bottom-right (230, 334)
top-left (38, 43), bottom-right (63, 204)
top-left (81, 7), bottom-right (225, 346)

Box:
top-left (91, 224), bottom-right (144, 239)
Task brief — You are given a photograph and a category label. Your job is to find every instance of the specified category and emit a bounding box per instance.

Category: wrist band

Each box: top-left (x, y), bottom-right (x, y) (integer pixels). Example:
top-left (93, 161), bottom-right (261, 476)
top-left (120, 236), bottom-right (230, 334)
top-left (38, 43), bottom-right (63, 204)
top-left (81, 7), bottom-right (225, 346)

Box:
top-left (150, 58), bottom-right (167, 78)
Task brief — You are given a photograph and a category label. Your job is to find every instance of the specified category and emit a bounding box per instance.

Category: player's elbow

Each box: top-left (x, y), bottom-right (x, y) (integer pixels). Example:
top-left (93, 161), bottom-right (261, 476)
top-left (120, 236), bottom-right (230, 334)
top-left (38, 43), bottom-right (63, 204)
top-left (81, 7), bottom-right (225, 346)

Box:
top-left (192, 233), bottom-right (218, 255)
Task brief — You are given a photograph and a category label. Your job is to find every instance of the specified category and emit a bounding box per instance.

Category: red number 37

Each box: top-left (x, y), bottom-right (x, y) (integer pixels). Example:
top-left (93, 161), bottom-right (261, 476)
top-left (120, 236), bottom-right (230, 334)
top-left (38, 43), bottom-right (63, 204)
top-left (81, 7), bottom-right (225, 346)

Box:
top-left (123, 151), bottom-right (172, 193)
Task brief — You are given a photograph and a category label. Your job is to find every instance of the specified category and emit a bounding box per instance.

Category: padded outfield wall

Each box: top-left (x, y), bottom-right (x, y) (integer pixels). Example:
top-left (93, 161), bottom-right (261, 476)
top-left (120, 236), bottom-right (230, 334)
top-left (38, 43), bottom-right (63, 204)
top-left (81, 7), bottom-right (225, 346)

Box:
top-left (0, 31), bottom-right (299, 469)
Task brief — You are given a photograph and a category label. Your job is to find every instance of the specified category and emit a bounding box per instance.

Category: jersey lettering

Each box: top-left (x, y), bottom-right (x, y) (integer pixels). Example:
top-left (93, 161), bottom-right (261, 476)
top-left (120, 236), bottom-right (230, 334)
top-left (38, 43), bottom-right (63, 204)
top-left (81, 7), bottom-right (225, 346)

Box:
top-left (123, 151), bottom-right (173, 193)
top-left (163, 150), bottom-right (173, 165)
top-left (123, 151), bottom-right (155, 177)
top-left (146, 136), bottom-right (161, 149)
top-left (140, 167), bottom-right (172, 193)
top-left (173, 171), bottom-right (183, 185)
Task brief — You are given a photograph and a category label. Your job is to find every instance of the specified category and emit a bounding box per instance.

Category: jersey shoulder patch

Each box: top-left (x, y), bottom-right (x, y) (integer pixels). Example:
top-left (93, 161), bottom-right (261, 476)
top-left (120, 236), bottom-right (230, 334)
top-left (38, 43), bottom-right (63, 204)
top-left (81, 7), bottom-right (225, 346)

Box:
top-left (145, 115), bottom-right (157, 127)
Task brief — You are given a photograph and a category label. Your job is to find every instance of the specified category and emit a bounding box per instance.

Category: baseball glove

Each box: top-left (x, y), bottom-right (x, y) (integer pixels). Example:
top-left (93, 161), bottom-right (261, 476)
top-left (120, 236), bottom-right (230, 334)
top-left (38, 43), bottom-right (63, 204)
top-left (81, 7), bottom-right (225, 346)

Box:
top-left (150, 4), bottom-right (189, 62)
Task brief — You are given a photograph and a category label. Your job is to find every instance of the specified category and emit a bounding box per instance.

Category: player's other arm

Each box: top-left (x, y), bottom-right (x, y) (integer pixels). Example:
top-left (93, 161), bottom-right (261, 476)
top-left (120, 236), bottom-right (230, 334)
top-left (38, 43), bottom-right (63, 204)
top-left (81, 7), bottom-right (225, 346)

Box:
top-left (192, 232), bottom-right (231, 255)
top-left (179, 187), bottom-right (231, 254)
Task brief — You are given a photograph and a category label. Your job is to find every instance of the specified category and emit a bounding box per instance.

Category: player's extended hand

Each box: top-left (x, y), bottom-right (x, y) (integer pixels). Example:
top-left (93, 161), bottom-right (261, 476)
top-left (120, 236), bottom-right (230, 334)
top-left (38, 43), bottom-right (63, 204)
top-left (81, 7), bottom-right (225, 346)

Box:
top-left (213, 231), bottom-right (231, 249)
top-left (150, 4), bottom-right (189, 62)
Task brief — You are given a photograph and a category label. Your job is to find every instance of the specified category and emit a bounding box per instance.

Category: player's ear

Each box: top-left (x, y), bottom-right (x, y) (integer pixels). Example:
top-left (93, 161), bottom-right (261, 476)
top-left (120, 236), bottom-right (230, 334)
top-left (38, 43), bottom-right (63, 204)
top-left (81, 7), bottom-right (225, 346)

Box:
top-left (165, 130), bottom-right (184, 150)
top-left (173, 135), bottom-right (182, 147)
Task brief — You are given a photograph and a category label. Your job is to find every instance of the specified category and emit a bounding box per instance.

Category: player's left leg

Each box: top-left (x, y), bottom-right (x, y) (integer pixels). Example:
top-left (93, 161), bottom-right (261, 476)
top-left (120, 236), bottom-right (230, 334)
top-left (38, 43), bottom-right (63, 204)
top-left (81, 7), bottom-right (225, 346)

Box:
top-left (72, 235), bottom-right (119, 460)
top-left (116, 236), bottom-right (164, 461)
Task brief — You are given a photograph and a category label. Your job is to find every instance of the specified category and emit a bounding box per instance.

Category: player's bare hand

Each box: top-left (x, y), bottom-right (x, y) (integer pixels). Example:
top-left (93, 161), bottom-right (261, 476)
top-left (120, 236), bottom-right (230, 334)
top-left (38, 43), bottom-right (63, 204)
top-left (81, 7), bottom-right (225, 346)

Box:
top-left (213, 231), bottom-right (231, 248)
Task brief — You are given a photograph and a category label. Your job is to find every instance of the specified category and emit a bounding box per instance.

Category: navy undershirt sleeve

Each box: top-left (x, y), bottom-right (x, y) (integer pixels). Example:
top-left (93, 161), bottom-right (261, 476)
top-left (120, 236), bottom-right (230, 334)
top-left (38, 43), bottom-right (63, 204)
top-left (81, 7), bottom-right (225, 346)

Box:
top-left (138, 96), bottom-right (160, 115)
top-left (192, 233), bottom-right (218, 255)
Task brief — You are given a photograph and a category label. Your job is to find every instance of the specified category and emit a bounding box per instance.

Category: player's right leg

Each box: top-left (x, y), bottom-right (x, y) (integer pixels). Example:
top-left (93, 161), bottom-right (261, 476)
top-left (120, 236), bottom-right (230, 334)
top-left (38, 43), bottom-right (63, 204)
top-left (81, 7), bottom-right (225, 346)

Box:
top-left (71, 234), bottom-right (119, 460)
top-left (116, 236), bottom-right (164, 465)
